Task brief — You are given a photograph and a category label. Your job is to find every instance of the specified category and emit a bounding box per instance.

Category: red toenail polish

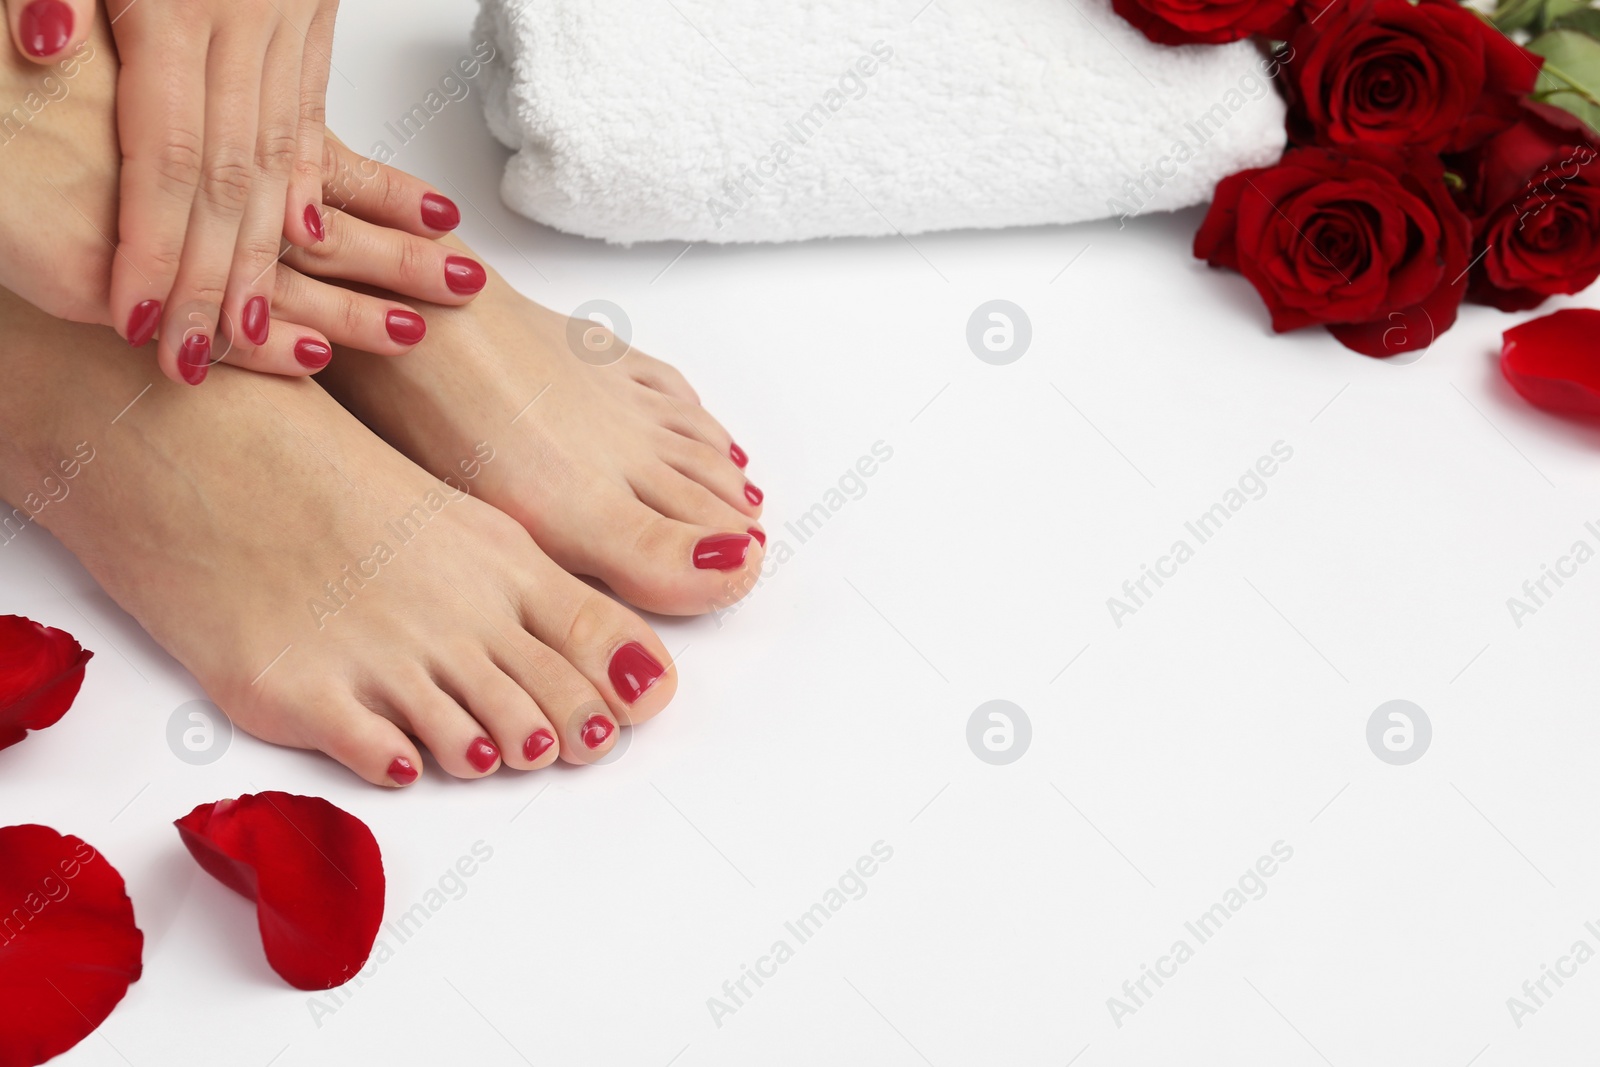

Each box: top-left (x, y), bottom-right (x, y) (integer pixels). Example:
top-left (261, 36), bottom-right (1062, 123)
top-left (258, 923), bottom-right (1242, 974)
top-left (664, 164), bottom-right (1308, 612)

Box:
top-left (444, 256), bottom-right (486, 295)
top-left (303, 204), bottom-right (326, 242)
top-left (693, 533), bottom-right (752, 570)
top-left (748, 527), bottom-right (766, 547)
top-left (744, 483), bottom-right (764, 506)
top-left (386, 309), bottom-right (426, 345)
top-left (242, 296), bottom-right (270, 346)
top-left (126, 300), bottom-right (161, 347)
top-left (729, 442), bottom-right (749, 468)
top-left (466, 737), bottom-right (499, 772)
top-left (609, 641), bottom-right (666, 704)
top-left (20, 0), bottom-right (72, 57)
top-left (420, 192), bottom-right (461, 231)
top-left (179, 333), bottom-right (211, 385)
top-left (581, 715), bottom-right (615, 749)
top-left (523, 729), bottom-right (555, 762)
top-left (294, 338), bottom-right (332, 369)
top-left (388, 757), bottom-right (418, 786)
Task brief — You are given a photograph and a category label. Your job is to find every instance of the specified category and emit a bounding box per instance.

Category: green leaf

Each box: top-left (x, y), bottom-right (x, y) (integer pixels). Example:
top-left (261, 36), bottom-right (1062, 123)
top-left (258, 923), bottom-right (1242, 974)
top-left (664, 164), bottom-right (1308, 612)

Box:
top-left (1527, 28), bottom-right (1600, 134)
top-left (1550, 7), bottom-right (1600, 34)
top-left (1536, 0), bottom-right (1592, 31)
top-left (1494, 0), bottom-right (1547, 32)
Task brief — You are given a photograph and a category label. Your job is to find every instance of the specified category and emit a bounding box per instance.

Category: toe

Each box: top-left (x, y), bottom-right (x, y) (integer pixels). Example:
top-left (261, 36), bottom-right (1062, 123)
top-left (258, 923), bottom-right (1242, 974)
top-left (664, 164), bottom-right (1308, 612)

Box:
top-left (582, 494), bottom-right (766, 616)
top-left (631, 464), bottom-right (760, 535)
top-left (641, 390), bottom-right (738, 461)
top-left (376, 664), bottom-right (503, 779)
top-left (292, 693), bottom-right (426, 788)
top-left (622, 353), bottom-right (701, 405)
top-left (436, 652), bottom-right (562, 771)
top-left (656, 432), bottom-right (763, 519)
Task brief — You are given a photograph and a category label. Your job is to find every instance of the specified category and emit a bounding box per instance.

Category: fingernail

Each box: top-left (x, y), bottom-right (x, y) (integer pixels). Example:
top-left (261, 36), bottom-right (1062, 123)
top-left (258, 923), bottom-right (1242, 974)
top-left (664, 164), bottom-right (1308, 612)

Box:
top-left (178, 333), bottom-right (211, 386)
top-left (581, 715), bottom-right (615, 750)
top-left (387, 757), bottom-right (418, 786)
top-left (444, 256), bottom-right (486, 295)
top-left (729, 442), bottom-right (748, 468)
top-left (748, 527), bottom-right (766, 547)
top-left (420, 192), bottom-right (461, 231)
top-left (303, 204), bottom-right (325, 242)
top-left (693, 533), bottom-right (752, 570)
top-left (126, 299), bottom-right (161, 347)
top-left (242, 296), bottom-right (270, 346)
top-left (385, 309), bottom-right (426, 345)
top-left (608, 641), bottom-right (666, 704)
top-left (20, 0), bottom-right (72, 57)
top-left (523, 729), bottom-right (555, 763)
top-left (744, 482), bottom-right (764, 506)
top-left (294, 338), bottom-right (332, 369)
top-left (466, 737), bottom-right (499, 772)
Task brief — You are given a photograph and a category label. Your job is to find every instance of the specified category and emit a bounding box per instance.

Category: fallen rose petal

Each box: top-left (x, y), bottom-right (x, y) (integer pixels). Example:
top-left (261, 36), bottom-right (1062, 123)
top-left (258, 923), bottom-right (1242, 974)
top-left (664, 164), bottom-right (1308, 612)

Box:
top-left (176, 793), bottom-right (385, 990)
top-left (0, 616), bottom-right (93, 752)
top-left (1501, 308), bottom-right (1600, 418)
top-left (0, 825), bottom-right (143, 1067)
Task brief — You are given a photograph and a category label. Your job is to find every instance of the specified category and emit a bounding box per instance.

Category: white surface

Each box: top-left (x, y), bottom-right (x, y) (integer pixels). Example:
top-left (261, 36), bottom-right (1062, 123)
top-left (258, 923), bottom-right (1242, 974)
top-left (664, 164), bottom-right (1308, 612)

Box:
top-left (5, 2), bottom-right (1600, 1065)
top-left (477, 0), bottom-right (1286, 243)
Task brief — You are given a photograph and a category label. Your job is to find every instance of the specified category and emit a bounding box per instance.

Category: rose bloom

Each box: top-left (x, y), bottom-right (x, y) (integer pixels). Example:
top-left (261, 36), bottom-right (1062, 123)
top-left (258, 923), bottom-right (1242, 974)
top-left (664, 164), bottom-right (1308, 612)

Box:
top-left (1112, 0), bottom-right (1296, 46)
top-left (1284, 0), bottom-right (1540, 154)
top-left (1195, 147), bottom-right (1472, 356)
top-left (1450, 102), bottom-right (1600, 312)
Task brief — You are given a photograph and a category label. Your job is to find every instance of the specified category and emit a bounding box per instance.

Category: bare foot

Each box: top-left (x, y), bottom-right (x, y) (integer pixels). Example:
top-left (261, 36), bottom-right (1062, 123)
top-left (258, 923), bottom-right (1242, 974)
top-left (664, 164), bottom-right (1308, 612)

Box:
top-left (0, 289), bottom-right (676, 784)
top-left (317, 251), bottom-right (766, 616)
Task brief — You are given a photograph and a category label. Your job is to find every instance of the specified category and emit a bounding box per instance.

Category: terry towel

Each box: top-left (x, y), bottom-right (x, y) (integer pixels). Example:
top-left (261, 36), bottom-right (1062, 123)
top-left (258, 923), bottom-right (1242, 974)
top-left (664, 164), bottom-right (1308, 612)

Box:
top-left (475, 0), bottom-right (1287, 244)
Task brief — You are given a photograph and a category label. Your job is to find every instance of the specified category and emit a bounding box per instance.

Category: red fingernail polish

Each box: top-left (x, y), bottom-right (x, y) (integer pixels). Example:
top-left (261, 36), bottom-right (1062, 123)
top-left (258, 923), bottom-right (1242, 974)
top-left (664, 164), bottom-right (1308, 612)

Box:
top-left (303, 204), bottom-right (325, 242)
top-left (581, 715), bottom-right (615, 750)
top-left (744, 482), bottom-right (764, 506)
top-left (729, 442), bottom-right (748, 468)
top-left (444, 256), bottom-right (486, 295)
top-left (386, 309), bottom-right (426, 345)
top-left (748, 527), bottom-right (766, 547)
top-left (387, 757), bottom-right (418, 785)
top-left (179, 333), bottom-right (211, 386)
top-left (466, 737), bottom-right (499, 772)
top-left (126, 299), bottom-right (161, 347)
top-left (420, 192), bottom-right (461, 231)
top-left (20, 0), bottom-right (72, 57)
top-left (693, 533), bottom-right (752, 570)
top-left (523, 729), bottom-right (555, 762)
top-left (294, 338), bottom-right (332, 369)
top-left (242, 296), bottom-right (270, 346)
top-left (608, 641), bottom-right (666, 704)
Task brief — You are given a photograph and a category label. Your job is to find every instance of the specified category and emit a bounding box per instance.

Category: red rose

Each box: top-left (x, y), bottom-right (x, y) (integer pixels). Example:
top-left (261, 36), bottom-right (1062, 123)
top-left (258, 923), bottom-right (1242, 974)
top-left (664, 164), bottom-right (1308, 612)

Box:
top-left (1284, 0), bottom-right (1541, 154)
top-left (1195, 147), bottom-right (1472, 357)
top-left (1111, 0), bottom-right (1296, 46)
top-left (1450, 101), bottom-right (1600, 312)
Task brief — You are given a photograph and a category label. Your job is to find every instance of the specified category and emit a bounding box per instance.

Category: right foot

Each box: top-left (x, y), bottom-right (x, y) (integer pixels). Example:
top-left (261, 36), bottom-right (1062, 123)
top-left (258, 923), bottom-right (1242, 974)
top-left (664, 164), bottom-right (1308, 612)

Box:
top-left (0, 291), bottom-right (676, 785)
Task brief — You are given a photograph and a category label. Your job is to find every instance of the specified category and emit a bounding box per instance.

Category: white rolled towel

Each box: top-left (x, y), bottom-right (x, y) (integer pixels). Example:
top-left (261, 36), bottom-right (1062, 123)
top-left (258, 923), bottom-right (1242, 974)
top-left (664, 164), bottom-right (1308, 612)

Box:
top-left (475, 0), bottom-right (1288, 244)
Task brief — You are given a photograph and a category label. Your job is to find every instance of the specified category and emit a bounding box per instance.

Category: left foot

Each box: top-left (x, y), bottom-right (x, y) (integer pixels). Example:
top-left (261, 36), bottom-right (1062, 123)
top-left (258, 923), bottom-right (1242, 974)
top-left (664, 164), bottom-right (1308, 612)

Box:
top-left (319, 249), bottom-right (766, 616)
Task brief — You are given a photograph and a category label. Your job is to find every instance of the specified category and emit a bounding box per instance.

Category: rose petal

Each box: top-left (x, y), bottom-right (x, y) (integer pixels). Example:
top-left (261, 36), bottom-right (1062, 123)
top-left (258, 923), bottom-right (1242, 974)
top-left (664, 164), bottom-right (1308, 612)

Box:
top-left (0, 616), bottom-right (93, 752)
top-left (0, 825), bottom-right (143, 1067)
top-left (1500, 308), bottom-right (1600, 418)
top-left (175, 793), bottom-right (385, 991)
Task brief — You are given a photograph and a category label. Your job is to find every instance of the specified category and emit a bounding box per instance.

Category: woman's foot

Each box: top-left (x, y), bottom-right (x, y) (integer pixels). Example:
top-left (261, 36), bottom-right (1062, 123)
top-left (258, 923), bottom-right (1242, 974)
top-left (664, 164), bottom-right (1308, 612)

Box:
top-left (317, 251), bottom-right (766, 616)
top-left (0, 290), bottom-right (676, 785)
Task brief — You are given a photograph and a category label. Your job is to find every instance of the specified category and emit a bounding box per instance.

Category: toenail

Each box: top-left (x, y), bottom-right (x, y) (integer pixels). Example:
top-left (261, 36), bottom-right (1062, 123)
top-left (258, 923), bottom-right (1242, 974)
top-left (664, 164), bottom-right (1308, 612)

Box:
top-left (420, 192), bottom-right (461, 232)
top-left (242, 296), bottom-right (270, 346)
top-left (303, 204), bottom-right (326, 242)
top-left (20, 0), bottom-right (72, 57)
top-left (387, 757), bottom-right (418, 786)
top-left (729, 442), bottom-right (749, 468)
top-left (385, 309), bottom-right (427, 346)
top-left (747, 527), bottom-right (766, 547)
top-left (693, 533), bottom-right (752, 570)
top-left (609, 641), bottom-right (666, 704)
top-left (466, 737), bottom-right (499, 773)
top-left (294, 338), bottom-right (333, 369)
top-left (179, 333), bottom-right (211, 385)
top-left (445, 256), bottom-right (487, 295)
top-left (581, 715), bottom-right (615, 750)
top-left (126, 300), bottom-right (161, 348)
top-left (744, 482), bottom-right (764, 506)
top-left (523, 729), bottom-right (555, 762)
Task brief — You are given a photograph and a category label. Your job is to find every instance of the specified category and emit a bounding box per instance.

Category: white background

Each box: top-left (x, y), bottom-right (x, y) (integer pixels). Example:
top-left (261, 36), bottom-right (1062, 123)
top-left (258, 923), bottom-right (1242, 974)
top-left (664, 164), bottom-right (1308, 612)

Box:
top-left (5, 1), bottom-right (1600, 1064)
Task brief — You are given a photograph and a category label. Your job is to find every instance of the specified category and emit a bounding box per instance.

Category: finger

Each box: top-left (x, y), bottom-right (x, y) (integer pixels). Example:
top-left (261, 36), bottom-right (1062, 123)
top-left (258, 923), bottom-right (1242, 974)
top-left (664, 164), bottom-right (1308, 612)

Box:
top-left (221, 23), bottom-right (305, 358)
top-left (216, 317), bottom-right (333, 376)
top-left (321, 135), bottom-right (461, 237)
top-left (7, 0), bottom-right (92, 63)
top-left (156, 16), bottom-right (274, 385)
top-left (282, 207), bottom-right (487, 305)
top-left (271, 265), bottom-right (427, 355)
top-left (108, 10), bottom-right (208, 357)
top-left (284, 0), bottom-right (336, 248)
